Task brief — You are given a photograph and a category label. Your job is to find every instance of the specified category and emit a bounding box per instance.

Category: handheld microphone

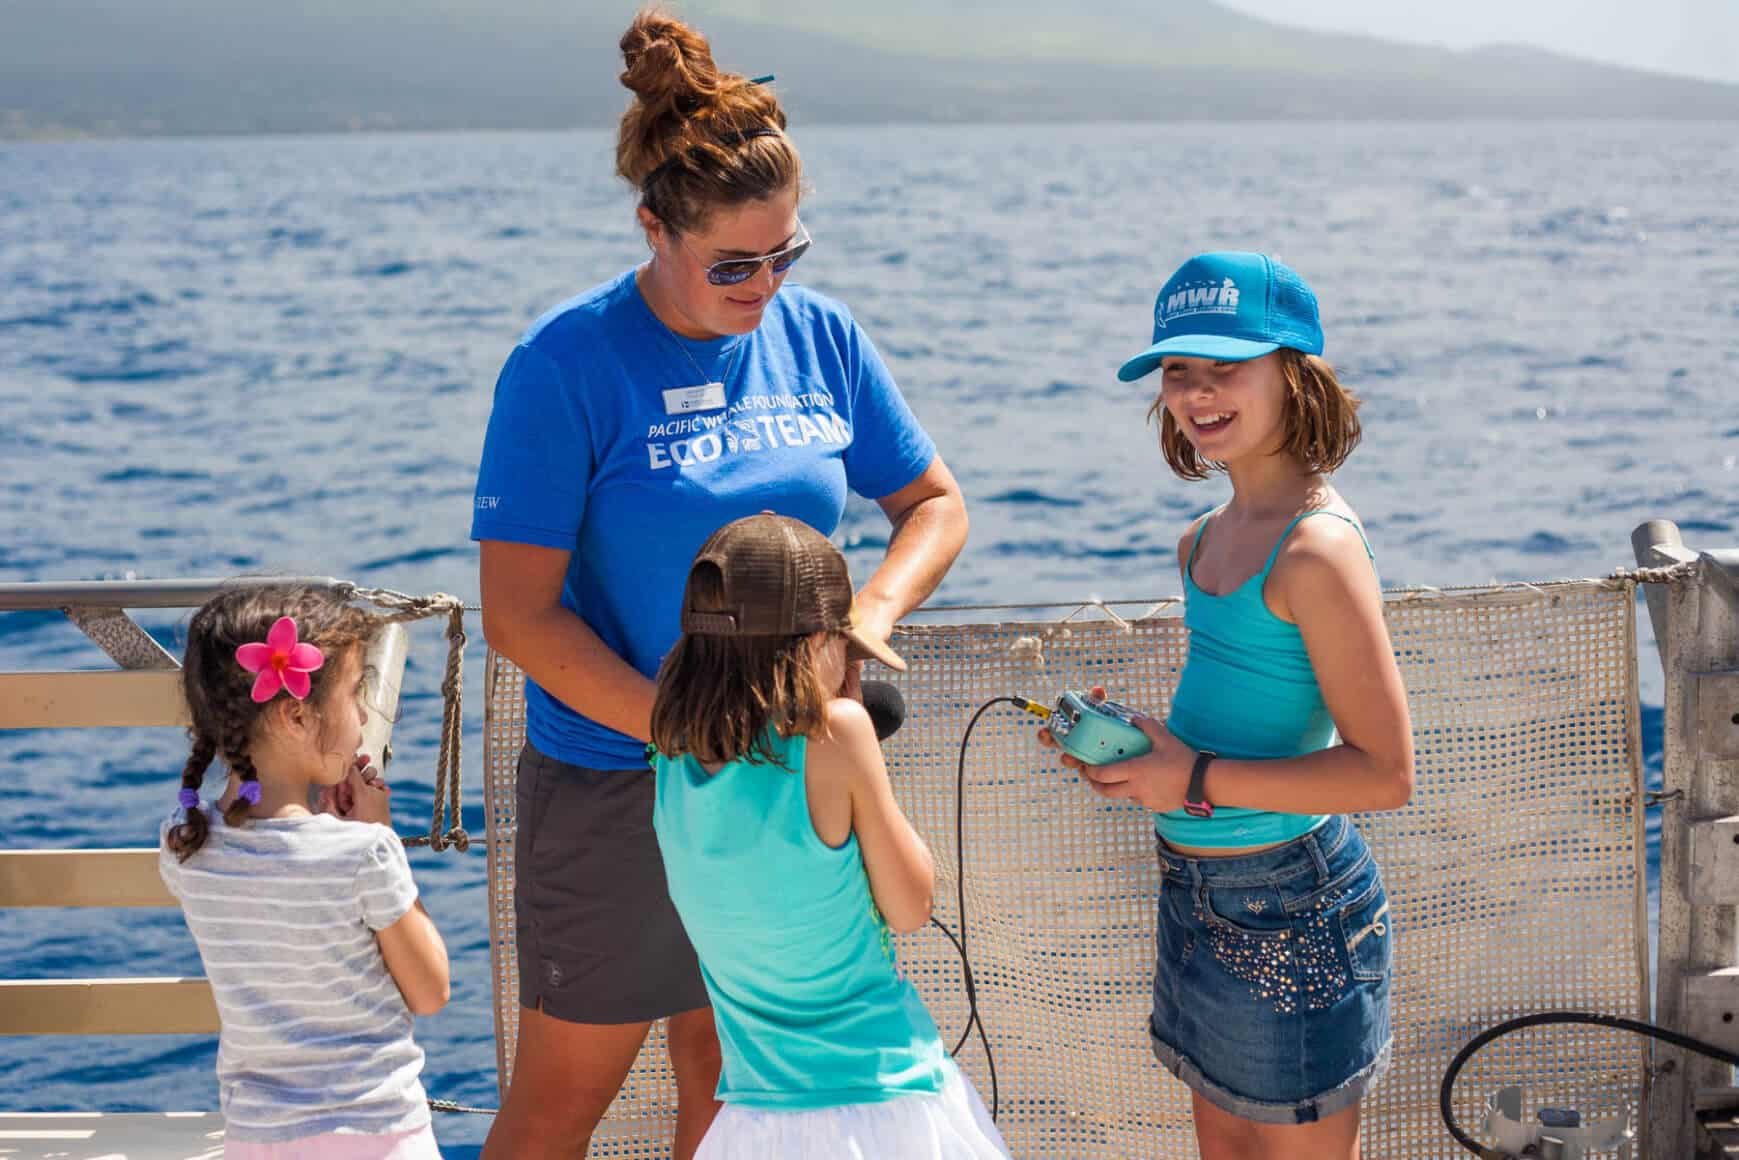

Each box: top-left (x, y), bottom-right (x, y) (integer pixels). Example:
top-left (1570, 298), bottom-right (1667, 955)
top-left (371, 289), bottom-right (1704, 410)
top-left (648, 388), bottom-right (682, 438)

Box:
top-left (861, 679), bottom-right (907, 741)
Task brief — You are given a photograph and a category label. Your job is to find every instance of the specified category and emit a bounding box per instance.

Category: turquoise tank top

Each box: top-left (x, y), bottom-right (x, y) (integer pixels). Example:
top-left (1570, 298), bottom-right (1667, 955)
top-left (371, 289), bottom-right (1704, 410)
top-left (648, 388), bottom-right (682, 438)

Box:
top-left (1159, 508), bottom-right (1377, 848)
top-left (652, 729), bottom-right (953, 1110)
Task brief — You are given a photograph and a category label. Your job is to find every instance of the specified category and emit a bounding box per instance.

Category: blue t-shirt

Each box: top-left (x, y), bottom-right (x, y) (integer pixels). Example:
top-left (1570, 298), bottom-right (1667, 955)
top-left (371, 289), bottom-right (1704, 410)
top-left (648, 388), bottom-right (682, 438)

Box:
top-left (470, 269), bottom-right (937, 770)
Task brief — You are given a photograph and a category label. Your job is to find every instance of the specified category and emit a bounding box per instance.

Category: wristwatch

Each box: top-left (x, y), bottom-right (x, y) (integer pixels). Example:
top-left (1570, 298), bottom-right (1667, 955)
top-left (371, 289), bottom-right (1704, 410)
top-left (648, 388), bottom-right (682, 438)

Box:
top-left (1184, 750), bottom-right (1218, 818)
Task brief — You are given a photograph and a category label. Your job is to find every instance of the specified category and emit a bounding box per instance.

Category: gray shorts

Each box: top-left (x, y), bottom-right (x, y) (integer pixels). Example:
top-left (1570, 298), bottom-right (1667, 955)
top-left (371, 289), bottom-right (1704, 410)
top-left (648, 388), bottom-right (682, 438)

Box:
top-left (514, 744), bottom-right (709, 1024)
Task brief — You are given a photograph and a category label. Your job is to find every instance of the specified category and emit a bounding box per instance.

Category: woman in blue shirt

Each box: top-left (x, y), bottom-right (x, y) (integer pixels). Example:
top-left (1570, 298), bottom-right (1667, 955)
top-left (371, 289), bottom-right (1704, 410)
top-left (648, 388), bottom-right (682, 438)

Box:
top-left (471, 13), bottom-right (968, 1160)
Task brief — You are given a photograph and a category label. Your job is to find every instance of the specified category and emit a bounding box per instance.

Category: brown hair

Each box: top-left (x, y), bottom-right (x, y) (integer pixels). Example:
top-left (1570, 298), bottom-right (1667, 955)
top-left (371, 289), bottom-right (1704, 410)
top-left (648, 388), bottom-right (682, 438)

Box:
top-left (616, 9), bottom-right (800, 235)
top-left (1148, 348), bottom-right (1363, 481)
top-left (650, 561), bottom-right (833, 769)
top-left (167, 585), bottom-right (380, 861)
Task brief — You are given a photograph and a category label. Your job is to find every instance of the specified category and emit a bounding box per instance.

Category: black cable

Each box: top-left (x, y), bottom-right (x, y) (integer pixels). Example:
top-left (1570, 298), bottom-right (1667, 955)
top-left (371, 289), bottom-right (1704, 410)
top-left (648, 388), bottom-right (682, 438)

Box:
top-left (930, 910), bottom-right (993, 1100)
top-left (938, 694), bottom-right (1044, 1122)
top-left (928, 913), bottom-right (983, 1057)
top-left (1440, 1010), bottom-right (1739, 1157)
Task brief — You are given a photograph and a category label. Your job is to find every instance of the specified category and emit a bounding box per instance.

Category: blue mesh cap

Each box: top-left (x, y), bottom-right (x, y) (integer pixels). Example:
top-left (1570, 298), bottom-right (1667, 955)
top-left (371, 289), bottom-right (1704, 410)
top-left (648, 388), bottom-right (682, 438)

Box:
top-left (1117, 252), bottom-right (1324, 382)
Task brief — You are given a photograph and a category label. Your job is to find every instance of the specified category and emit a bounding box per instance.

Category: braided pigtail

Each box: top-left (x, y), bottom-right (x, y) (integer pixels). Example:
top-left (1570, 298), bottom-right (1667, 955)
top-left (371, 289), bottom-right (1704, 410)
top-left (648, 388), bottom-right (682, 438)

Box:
top-left (221, 745), bottom-right (262, 830)
top-left (166, 732), bottom-right (218, 862)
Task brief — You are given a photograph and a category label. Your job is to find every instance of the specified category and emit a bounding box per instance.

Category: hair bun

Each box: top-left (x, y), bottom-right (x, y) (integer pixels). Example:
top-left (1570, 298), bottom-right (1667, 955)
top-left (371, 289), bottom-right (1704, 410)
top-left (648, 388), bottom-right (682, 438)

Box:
top-left (619, 12), bottom-right (721, 116)
top-left (614, 9), bottom-right (796, 227)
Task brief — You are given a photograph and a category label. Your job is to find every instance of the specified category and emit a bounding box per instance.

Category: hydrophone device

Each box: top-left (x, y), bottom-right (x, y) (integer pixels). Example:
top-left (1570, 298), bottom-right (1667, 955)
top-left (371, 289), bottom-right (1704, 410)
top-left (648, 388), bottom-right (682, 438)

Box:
top-left (1044, 690), bottom-right (1154, 766)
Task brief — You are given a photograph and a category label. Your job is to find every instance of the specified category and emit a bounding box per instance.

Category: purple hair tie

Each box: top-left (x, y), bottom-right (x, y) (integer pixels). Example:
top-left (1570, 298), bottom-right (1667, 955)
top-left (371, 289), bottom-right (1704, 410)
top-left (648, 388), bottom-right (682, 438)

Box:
top-left (237, 780), bottom-right (262, 805)
top-left (178, 787), bottom-right (200, 811)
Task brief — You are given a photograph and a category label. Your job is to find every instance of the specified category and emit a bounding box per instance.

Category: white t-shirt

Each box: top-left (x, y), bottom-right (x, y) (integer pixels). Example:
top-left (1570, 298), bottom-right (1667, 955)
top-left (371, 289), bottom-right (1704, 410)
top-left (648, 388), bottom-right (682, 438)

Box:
top-left (158, 806), bottom-right (429, 1142)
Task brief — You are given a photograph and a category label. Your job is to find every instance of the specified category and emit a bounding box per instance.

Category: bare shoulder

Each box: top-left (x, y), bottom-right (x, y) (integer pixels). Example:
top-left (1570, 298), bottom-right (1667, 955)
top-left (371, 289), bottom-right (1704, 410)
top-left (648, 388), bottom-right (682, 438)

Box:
top-left (1282, 508), bottom-right (1370, 566)
top-left (1271, 508), bottom-right (1378, 616)
top-left (822, 697), bottom-right (876, 742)
top-left (809, 698), bottom-right (879, 779)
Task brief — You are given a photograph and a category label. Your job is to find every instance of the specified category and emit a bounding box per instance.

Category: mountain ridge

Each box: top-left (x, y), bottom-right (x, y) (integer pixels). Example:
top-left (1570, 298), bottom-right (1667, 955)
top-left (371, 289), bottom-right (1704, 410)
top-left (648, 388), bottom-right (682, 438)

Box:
top-left (3, 0), bottom-right (1735, 139)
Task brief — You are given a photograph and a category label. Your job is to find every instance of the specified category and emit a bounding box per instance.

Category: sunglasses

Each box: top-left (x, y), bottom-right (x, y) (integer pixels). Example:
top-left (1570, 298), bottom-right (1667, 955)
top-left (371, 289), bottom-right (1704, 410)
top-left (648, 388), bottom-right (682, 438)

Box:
top-left (688, 220), bottom-right (812, 287)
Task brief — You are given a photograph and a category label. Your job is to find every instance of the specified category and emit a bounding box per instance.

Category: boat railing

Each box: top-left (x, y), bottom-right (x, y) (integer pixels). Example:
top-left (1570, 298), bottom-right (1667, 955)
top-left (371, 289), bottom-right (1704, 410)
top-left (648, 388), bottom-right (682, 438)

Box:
top-left (476, 546), bottom-right (1664, 1158)
top-left (1631, 521), bottom-right (1739, 1157)
top-left (4, 529), bottom-right (1738, 1157)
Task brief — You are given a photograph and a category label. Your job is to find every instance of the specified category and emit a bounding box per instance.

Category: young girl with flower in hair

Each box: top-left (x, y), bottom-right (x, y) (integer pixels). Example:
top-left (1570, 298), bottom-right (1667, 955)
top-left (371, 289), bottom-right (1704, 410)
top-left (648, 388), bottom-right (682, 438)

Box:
top-left (649, 514), bottom-right (1008, 1160)
top-left (159, 585), bottom-right (450, 1159)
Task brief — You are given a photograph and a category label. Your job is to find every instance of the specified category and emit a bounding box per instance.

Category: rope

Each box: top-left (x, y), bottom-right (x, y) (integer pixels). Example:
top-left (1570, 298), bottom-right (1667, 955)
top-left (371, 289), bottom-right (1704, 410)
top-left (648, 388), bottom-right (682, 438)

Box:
top-left (911, 563), bottom-right (1704, 619)
top-left (1007, 597), bottom-right (1139, 668)
top-left (1138, 597), bottom-right (1184, 620)
top-left (342, 585), bottom-right (472, 854)
top-left (428, 1096), bottom-right (496, 1115)
top-left (1612, 560), bottom-right (1701, 586)
top-left (1064, 598), bottom-right (1134, 633)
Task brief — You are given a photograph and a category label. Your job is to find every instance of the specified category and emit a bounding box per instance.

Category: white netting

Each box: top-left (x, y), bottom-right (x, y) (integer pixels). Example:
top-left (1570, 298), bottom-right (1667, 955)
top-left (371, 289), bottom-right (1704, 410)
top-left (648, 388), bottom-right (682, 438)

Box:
top-left (482, 580), bottom-right (1646, 1158)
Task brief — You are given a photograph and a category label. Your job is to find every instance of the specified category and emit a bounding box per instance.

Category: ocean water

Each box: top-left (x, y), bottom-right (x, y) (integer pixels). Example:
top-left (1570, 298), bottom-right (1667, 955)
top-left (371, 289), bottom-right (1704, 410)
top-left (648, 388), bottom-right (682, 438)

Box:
top-left (1, 121), bottom-right (1735, 1151)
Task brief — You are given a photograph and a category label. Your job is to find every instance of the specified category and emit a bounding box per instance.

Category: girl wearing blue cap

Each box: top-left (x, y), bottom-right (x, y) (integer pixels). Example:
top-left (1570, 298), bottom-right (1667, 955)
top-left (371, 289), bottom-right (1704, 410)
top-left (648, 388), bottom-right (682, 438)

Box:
top-left (1043, 252), bottom-right (1413, 1158)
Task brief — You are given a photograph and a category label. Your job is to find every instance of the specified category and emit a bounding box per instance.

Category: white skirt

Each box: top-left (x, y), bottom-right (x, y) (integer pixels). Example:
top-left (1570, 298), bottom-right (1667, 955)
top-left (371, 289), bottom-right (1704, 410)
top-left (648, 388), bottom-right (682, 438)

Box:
top-left (696, 1067), bottom-right (1010, 1160)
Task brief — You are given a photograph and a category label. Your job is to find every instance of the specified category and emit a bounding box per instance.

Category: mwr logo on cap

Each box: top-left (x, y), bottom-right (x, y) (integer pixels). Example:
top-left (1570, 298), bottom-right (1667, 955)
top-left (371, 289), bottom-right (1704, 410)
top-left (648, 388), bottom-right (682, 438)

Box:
top-left (1117, 252), bottom-right (1323, 383)
top-left (1157, 277), bottom-right (1241, 327)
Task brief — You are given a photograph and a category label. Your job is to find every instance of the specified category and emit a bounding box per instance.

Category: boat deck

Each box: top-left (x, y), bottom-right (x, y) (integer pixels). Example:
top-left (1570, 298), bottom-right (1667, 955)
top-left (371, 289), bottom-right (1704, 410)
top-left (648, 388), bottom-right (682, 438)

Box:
top-left (0, 1115), bottom-right (488, 1160)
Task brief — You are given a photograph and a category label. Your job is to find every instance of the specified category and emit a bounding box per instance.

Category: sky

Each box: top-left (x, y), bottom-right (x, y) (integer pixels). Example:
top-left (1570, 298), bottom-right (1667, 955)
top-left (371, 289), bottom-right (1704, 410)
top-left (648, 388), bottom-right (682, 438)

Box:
top-left (1220, 0), bottom-right (1739, 84)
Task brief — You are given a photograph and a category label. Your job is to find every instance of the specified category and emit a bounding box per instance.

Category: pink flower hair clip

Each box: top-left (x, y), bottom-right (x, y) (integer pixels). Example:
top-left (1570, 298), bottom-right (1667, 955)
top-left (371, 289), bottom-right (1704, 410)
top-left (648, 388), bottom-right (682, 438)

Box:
top-left (236, 616), bottom-right (325, 703)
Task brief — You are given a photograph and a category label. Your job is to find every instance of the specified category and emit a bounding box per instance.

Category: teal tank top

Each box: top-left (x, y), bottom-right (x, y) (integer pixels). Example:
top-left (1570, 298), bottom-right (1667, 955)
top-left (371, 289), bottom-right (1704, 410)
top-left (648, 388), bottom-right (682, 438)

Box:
top-left (1160, 509), bottom-right (1377, 848)
top-left (652, 729), bottom-right (953, 1110)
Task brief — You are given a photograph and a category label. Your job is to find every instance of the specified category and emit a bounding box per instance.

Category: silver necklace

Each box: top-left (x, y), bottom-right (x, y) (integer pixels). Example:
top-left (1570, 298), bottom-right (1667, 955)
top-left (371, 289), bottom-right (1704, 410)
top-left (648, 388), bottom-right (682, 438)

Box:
top-left (641, 265), bottom-right (751, 389)
top-left (665, 328), bottom-right (749, 390)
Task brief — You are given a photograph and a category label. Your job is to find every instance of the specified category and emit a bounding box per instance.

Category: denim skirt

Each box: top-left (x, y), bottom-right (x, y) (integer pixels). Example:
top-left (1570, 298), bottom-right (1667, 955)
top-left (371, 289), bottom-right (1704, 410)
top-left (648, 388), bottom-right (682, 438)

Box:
top-left (1149, 813), bottom-right (1393, 1124)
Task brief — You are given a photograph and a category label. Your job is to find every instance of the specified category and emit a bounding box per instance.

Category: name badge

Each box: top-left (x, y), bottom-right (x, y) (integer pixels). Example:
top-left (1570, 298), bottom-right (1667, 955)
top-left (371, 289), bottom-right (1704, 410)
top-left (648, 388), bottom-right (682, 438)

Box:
top-left (663, 383), bottom-right (727, 415)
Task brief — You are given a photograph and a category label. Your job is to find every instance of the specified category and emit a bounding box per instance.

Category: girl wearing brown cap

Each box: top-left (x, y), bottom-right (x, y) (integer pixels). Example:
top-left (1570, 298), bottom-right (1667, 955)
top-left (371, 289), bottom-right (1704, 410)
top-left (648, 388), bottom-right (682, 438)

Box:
top-left (649, 514), bottom-right (1007, 1159)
